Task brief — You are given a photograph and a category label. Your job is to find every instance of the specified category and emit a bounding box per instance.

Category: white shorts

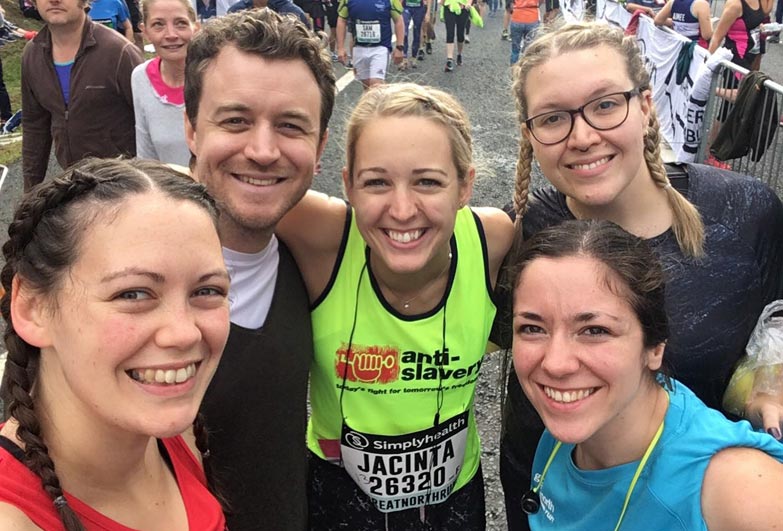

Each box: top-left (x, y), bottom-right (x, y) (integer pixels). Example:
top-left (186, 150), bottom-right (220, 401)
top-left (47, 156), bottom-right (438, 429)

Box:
top-left (352, 46), bottom-right (389, 82)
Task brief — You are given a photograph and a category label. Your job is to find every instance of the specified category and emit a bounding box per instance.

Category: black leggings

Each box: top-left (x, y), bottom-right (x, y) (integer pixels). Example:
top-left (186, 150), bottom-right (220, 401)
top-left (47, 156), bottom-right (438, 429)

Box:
top-left (444, 7), bottom-right (469, 44)
top-left (308, 452), bottom-right (487, 530)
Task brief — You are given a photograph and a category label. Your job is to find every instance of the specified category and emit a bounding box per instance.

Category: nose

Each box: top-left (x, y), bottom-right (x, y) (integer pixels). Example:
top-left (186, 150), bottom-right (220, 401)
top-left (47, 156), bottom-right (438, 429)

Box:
top-left (155, 302), bottom-right (203, 351)
top-left (243, 123), bottom-right (281, 167)
top-left (387, 186), bottom-right (417, 221)
top-left (163, 22), bottom-right (177, 38)
top-left (539, 332), bottom-right (581, 377)
top-left (566, 113), bottom-right (601, 151)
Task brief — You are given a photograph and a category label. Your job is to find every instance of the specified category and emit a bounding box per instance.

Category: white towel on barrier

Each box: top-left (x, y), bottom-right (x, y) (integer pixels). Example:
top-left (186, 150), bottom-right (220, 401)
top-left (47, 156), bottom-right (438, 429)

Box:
top-left (676, 47), bottom-right (733, 162)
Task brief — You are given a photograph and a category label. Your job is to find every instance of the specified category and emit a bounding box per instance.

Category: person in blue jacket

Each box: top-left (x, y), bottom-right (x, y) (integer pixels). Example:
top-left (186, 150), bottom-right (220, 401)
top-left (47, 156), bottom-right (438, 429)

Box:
top-left (509, 219), bottom-right (783, 531)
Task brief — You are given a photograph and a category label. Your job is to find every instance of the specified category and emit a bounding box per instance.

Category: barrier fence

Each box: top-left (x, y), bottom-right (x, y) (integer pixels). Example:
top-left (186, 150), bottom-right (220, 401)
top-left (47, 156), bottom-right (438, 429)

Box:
top-left (696, 60), bottom-right (783, 192)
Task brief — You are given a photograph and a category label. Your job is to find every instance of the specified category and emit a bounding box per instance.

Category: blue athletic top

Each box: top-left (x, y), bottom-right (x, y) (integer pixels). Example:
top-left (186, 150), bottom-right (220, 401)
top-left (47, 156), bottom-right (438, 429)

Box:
top-left (529, 379), bottom-right (783, 531)
top-left (87, 0), bottom-right (130, 31)
top-left (671, 0), bottom-right (701, 40)
top-left (338, 0), bottom-right (403, 50)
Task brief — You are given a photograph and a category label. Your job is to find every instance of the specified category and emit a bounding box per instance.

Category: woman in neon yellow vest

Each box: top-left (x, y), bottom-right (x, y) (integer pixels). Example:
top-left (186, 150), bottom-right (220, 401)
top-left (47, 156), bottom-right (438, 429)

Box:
top-left (277, 82), bottom-right (513, 529)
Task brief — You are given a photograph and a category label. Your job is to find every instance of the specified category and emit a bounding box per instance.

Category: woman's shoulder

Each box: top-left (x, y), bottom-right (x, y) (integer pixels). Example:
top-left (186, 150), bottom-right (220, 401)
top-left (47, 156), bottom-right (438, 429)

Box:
top-left (686, 163), bottom-right (783, 231)
top-left (0, 503), bottom-right (40, 531)
top-left (131, 59), bottom-right (155, 82)
top-left (523, 186), bottom-right (570, 239)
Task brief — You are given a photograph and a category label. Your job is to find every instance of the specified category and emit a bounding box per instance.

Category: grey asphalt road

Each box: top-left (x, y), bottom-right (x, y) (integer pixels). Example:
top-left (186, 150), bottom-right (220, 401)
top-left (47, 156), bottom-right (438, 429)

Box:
top-left (1, 12), bottom-right (783, 530)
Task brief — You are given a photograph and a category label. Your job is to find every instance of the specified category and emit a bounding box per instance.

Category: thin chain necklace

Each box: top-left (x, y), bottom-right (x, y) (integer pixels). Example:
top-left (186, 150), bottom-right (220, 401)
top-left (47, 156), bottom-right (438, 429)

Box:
top-left (377, 250), bottom-right (452, 311)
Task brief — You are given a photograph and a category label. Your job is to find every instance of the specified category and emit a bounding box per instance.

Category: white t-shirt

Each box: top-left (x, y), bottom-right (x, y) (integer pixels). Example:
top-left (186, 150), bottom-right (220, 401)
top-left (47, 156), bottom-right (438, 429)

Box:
top-left (223, 235), bottom-right (279, 329)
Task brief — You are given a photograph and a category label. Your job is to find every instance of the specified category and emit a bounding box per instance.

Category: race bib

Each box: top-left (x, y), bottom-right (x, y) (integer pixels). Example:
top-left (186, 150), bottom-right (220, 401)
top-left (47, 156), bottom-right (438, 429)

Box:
top-left (407, 0), bottom-right (423, 7)
top-left (750, 26), bottom-right (761, 55)
top-left (340, 412), bottom-right (469, 513)
top-left (356, 19), bottom-right (382, 43)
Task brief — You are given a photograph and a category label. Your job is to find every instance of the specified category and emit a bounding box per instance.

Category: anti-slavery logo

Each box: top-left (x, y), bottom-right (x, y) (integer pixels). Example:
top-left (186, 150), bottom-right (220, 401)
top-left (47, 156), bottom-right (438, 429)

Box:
top-left (335, 344), bottom-right (400, 383)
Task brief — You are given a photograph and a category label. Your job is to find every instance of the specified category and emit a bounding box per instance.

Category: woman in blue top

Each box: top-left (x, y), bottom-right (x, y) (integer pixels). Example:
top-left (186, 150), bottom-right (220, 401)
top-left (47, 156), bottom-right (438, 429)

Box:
top-left (510, 219), bottom-right (783, 531)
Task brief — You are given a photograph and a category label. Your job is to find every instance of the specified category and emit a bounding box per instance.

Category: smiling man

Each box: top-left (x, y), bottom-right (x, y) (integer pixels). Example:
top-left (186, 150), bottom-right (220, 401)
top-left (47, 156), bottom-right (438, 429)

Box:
top-left (21, 0), bottom-right (142, 190)
top-left (184, 9), bottom-right (335, 531)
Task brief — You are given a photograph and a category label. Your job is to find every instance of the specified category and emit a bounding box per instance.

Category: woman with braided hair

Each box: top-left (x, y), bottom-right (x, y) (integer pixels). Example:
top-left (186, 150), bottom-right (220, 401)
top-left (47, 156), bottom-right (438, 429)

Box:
top-left (0, 158), bottom-right (229, 530)
top-left (497, 21), bottom-right (783, 531)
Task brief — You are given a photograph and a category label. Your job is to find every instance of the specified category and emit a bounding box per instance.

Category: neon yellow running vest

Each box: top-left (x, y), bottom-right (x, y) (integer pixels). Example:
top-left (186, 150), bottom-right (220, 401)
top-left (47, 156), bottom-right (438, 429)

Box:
top-left (307, 206), bottom-right (497, 493)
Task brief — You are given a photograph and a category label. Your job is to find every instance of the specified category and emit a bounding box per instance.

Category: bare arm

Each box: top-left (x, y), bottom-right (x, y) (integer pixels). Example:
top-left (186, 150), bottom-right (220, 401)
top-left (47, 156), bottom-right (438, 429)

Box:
top-left (276, 190), bottom-right (348, 303)
top-left (653, 0), bottom-right (674, 27)
top-left (336, 9), bottom-right (348, 63)
top-left (709, 0), bottom-right (741, 53)
top-left (391, 0), bottom-right (405, 65)
top-left (694, 0), bottom-right (713, 41)
top-left (0, 504), bottom-right (42, 530)
top-left (123, 19), bottom-right (134, 41)
top-left (702, 447), bottom-right (783, 531)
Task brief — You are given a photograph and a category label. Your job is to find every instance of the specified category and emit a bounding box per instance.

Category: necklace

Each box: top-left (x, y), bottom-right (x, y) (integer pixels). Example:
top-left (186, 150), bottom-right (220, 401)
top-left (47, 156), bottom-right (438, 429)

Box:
top-left (379, 250), bottom-right (452, 310)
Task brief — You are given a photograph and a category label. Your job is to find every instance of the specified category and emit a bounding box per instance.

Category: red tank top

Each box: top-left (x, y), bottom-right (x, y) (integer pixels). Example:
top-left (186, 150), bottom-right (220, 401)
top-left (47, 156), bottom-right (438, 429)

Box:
top-left (0, 434), bottom-right (226, 531)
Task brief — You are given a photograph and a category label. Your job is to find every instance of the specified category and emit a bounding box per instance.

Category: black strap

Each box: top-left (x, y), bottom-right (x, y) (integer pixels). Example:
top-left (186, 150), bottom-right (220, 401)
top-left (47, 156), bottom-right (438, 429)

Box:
top-left (0, 434), bottom-right (26, 462)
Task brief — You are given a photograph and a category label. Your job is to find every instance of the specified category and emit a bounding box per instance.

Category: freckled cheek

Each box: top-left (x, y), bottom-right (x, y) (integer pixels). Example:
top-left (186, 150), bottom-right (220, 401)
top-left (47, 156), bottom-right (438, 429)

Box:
top-left (94, 316), bottom-right (147, 353)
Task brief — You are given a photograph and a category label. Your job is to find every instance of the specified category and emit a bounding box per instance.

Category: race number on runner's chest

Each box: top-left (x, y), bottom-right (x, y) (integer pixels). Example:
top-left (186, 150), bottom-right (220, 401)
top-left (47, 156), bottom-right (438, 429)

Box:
top-left (356, 19), bottom-right (382, 43)
top-left (340, 411), bottom-right (469, 513)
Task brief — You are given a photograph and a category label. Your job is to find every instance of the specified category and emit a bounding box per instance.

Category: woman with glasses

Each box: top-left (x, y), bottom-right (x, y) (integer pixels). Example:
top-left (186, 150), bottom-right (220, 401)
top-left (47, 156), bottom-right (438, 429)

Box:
top-left (498, 21), bottom-right (783, 531)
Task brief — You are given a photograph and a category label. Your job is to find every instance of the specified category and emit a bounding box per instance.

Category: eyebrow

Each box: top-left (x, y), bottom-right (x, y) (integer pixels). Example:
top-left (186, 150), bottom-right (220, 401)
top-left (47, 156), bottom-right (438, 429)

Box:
top-left (101, 268), bottom-right (230, 284)
top-left (513, 310), bottom-right (622, 322)
top-left (356, 167), bottom-right (449, 178)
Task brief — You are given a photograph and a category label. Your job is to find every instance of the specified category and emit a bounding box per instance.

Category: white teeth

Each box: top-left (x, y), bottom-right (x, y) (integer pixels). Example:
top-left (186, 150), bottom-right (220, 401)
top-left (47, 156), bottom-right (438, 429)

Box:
top-left (571, 156), bottom-right (610, 170)
top-left (238, 175), bottom-right (278, 186)
top-left (129, 362), bottom-right (198, 386)
top-left (544, 386), bottom-right (595, 403)
top-left (388, 229), bottom-right (422, 243)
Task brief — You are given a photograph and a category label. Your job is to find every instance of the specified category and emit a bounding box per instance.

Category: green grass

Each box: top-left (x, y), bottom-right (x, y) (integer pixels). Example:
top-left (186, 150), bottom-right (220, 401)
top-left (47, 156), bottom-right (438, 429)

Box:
top-left (0, 1), bottom-right (45, 163)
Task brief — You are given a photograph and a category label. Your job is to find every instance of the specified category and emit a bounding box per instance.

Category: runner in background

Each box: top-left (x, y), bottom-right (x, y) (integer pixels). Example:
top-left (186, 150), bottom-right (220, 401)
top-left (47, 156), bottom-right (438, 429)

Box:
top-left (654, 0), bottom-right (713, 48)
top-left (401, 0), bottom-right (429, 69)
top-left (507, 0), bottom-right (539, 65)
top-left (442, 0), bottom-right (471, 70)
top-left (336, 0), bottom-right (404, 87)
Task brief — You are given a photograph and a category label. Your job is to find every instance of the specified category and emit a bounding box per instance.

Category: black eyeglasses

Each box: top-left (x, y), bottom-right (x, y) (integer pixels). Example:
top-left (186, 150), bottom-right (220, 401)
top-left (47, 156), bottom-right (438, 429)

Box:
top-left (524, 88), bottom-right (642, 145)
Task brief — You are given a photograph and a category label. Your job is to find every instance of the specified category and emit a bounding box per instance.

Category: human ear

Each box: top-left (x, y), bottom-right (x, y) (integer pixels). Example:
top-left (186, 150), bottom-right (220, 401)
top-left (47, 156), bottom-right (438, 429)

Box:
top-left (10, 276), bottom-right (53, 349)
top-left (639, 89), bottom-right (653, 130)
top-left (459, 166), bottom-right (475, 207)
top-left (521, 123), bottom-right (532, 141)
top-left (317, 128), bottom-right (329, 162)
top-left (342, 167), bottom-right (353, 200)
top-left (646, 342), bottom-right (665, 371)
top-left (184, 111), bottom-right (197, 157)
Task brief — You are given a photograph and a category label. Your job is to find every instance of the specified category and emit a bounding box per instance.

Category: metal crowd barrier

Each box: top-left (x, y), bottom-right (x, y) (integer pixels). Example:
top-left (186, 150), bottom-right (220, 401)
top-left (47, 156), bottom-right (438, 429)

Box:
top-left (696, 59), bottom-right (783, 194)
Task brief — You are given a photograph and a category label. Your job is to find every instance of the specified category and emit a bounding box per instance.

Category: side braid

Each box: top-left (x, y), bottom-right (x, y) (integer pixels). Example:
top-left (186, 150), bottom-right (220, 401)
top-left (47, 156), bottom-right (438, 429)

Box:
top-left (0, 179), bottom-right (97, 531)
top-left (513, 137), bottom-right (534, 229)
top-left (643, 111), bottom-right (705, 257)
top-left (192, 413), bottom-right (231, 513)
